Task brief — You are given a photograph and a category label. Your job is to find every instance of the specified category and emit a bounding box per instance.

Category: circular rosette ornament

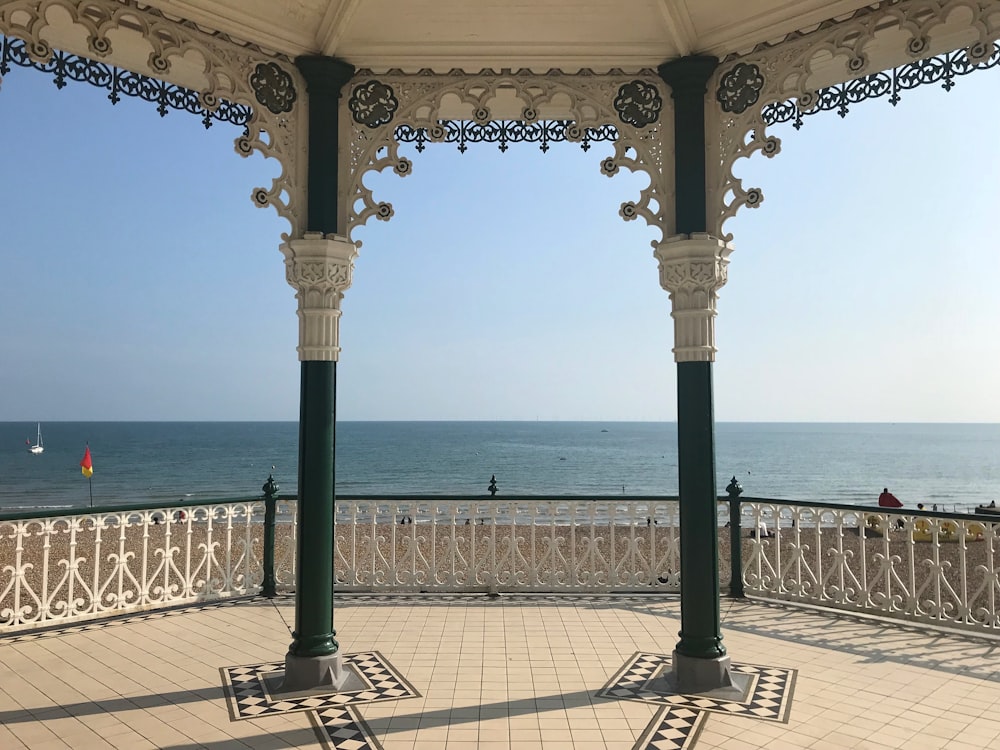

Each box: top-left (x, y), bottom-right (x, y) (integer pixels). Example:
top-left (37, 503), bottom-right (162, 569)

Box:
top-left (28, 39), bottom-right (51, 62)
top-left (393, 158), bottom-right (412, 176)
top-left (716, 62), bottom-right (765, 114)
top-left (349, 80), bottom-right (399, 128)
top-left (967, 41), bottom-right (992, 64)
top-left (614, 80), bottom-right (663, 128)
top-left (149, 54), bottom-right (170, 76)
top-left (472, 106), bottom-right (491, 125)
top-left (88, 35), bottom-right (112, 57)
top-left (907, 37), bottom-right (929, 56)
top-left (250, 62), bottom-right (297, 114)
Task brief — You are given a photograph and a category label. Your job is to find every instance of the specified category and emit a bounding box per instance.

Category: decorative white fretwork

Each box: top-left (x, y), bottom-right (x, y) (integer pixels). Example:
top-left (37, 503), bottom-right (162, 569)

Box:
top-left (742, 500), bottom-right (1000, 635)
top-left (280, 233), bottom-right (359, 362)
top-left (0, 502), bottom-right (263, 633)
top-left (7, 497), bottom-right (999, 636)
top-left (653, 234), bottom-right (733, 363)
top-left (0, 498), bottom-right (697, 633)
top-left (0, 0), bottom-right (308, 239)
top-left (707, 0), bottom-right (1000, 240)
top-left (341, 71), bottom-right (674, 246)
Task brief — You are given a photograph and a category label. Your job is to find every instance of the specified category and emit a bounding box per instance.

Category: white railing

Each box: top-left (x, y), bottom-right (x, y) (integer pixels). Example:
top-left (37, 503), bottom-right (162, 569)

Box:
top-left (39, 494), bottom-right (1000, 635)
top-left (327, 499), bottom-right (687, 593)
top-left (0, 502), bottom-right (263, 633)
top-left (740, 499), bottom-right (1000, 633)
top-left (1, 497), bottom-right (696, 632)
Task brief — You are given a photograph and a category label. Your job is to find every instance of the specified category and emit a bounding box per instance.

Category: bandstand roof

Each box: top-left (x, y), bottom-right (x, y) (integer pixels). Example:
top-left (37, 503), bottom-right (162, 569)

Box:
top-left (141, 0), bottom-right (878, 71)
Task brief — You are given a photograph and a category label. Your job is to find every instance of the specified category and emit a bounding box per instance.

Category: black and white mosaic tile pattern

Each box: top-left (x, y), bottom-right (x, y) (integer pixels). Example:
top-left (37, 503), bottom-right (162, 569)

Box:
top-left (633, 706), bottom-right (707, 750)
top-left (601, 652), bottom-right (796, 749)
top-left (222, 651), bottom-right (419, 721)
top-left (309, 706), bottom-right (385, 750)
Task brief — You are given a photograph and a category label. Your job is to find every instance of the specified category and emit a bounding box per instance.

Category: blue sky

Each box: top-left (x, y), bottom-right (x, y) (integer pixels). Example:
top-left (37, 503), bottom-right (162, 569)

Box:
top-left (1, 62), bottom-right (998, 422)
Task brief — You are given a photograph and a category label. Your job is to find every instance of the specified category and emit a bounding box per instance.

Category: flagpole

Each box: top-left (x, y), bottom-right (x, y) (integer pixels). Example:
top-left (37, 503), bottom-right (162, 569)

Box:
top-left (81, 443), bottom-right (94, 509)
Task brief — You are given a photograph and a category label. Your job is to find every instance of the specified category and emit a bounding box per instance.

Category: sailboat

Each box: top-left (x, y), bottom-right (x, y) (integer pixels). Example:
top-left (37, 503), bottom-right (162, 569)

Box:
top-left (28, 423), bottom-right (44, 454)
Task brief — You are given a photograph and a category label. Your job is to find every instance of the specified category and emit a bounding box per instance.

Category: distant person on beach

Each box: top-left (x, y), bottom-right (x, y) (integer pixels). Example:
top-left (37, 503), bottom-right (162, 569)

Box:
top-left (878, 488), bottom-right (903, 508)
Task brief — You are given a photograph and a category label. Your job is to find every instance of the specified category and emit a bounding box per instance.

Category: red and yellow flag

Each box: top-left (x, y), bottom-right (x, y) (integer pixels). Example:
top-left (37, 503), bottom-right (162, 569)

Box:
top-left (80, 446), bottom-right (93, 478)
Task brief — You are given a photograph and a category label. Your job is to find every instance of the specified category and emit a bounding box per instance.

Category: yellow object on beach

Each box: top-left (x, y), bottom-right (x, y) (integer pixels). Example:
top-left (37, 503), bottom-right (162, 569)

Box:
top-left (912, 518), bottom-right (932, 542)
top-left (911, 518), bottom-right (971, 543)
top-left (966, 522), bottom-right (987, 542)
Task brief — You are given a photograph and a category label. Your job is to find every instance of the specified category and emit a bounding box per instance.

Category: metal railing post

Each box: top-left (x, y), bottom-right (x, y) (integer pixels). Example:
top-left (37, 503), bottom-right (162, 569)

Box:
top-left (727, 476), bottom-right (744, 598)
top-left (261, 474), bottom-right (279, 599)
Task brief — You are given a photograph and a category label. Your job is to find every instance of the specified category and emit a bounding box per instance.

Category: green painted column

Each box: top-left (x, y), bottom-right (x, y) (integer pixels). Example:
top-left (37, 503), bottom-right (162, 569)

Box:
top-left (657, 56), bottom-right (727, 664)
top-left (675, 361), bottom-right (725, 658)
top-left (291, 361), bottom-right (337, 657)
top-left (285, 56), bottom-right (355, 670)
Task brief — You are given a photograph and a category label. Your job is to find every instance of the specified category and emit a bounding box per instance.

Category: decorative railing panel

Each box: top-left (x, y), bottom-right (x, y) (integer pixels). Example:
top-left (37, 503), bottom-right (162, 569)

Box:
top-left (329, 499), bottom-right (690, 593)
top-left (0, 501), bottom-right (263, 633)
top-left (1, 496), bottom-right (702, 633)
top-left (739, 498), bottom-right (1000, 633)
top-left (10, 494), bottom-right (1000, 635)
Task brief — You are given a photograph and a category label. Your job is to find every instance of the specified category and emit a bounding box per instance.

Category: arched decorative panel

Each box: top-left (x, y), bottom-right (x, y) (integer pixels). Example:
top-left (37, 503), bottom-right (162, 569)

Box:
top-left (339, 70), bottom-right (675, 247)
top-left (0, 0), bottom-right (309, 240)
top-left (707, 0), bottom-right (1000, 240)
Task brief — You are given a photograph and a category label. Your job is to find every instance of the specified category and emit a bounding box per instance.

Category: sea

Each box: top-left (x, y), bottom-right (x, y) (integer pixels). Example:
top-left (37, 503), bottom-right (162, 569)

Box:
top-left (1, 421), bottom-right (999, 514)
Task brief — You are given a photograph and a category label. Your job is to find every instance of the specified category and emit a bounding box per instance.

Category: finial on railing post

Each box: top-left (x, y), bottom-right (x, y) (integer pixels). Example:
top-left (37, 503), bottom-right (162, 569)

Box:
top-left (488, 475), bottom-right (498, 497)
top-left (261, 472), bottom-right (279, 599)
top-left (727, 475), bottom-right (745, 598)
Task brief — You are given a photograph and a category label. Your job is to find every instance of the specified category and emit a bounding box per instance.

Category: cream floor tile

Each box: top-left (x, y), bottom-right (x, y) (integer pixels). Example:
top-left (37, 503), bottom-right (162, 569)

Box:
top-left (6, 594), bottom-right (1000, 750)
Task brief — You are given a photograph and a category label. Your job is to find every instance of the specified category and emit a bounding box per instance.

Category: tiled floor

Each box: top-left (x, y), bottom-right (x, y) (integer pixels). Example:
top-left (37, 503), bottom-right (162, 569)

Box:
top-left (3, 594), bottom-right (1000, 749)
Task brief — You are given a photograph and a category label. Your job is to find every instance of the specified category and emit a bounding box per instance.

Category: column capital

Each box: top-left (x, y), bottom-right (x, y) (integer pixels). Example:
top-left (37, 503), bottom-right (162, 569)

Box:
top-left (281, 233), bottom-right (359, 362)
top-left (653, 234), bottom-right (734, 363)
top-left (294, 56), bottom-right (356, 98)
top-left (656, 55), bottom-right (719, 100)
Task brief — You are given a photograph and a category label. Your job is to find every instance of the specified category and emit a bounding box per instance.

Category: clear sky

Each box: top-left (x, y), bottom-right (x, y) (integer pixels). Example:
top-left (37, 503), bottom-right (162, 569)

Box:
top-left (1, 61), bottom-right (998, 422)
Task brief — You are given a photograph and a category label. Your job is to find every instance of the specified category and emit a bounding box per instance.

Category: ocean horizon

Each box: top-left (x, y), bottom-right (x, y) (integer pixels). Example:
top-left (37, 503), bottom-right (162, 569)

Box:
top-left (2, 420), bottom-right (999, 513)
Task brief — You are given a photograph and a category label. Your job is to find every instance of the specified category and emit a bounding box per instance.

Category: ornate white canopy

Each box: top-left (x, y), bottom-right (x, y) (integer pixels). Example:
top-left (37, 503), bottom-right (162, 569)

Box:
top-left (4, 0), bottom-right (998, 246)
top-left (134, 0), bottom-right (877, 71)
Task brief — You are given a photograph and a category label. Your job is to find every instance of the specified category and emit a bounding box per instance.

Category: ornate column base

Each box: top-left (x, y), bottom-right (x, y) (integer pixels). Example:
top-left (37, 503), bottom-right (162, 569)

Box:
top-left (280, 652), bottom-right (352, 694)
top-left (670, 651), bottom-right (748, 696)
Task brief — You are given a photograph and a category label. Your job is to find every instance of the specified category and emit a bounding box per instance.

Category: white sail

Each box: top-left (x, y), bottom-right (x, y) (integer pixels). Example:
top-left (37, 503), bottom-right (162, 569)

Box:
top-left (29, 423), bottom-right (43, 454)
